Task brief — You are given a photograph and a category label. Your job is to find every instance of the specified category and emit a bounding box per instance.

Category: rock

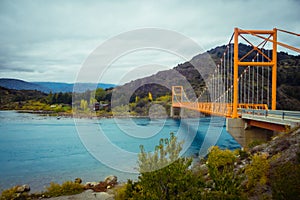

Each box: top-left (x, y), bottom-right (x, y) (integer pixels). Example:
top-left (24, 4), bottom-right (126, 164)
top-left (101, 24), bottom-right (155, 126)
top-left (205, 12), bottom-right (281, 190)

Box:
top-left (199, 164), bottom-right (209, 175)
top-left (250, 143), bottom-right (268, 154)
top-left (84, 182), bottom-right (99, 190)
top-left (93, 182), bottom-right (108, 192)
top-left (261, 152), bottom-right (269, 159)
top-left (16, 184), bottom-right (30, 193)
top-left (74, 178), bottom-right (82, 184)
top-left (104, 175), bottom-right (117, 186)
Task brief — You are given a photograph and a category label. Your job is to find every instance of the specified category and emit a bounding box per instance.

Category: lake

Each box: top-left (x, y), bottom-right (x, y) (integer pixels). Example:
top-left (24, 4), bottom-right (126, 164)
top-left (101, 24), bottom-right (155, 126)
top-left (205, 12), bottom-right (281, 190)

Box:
top-left (0, 111), bottom-right (240, 192)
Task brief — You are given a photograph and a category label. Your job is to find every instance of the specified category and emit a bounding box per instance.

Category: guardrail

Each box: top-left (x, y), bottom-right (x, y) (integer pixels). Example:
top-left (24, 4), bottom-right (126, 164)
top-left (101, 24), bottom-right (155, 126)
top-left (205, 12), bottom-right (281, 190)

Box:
top-left (239, 109), bottom-right (300, 121)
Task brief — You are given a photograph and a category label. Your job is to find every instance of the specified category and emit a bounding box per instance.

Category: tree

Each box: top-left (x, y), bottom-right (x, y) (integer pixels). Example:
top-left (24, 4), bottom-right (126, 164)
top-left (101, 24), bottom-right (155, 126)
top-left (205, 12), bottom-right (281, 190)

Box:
top-left (80, 99), bottom-right (88, 111)
top-left (118, 133), bottom-right (202, 200)
top-left (95, 88), bottom-right (106, 102)
top-left (47, 92), bottom-right (53, 104)
top-left (148, 92), bottom-right (153, 102)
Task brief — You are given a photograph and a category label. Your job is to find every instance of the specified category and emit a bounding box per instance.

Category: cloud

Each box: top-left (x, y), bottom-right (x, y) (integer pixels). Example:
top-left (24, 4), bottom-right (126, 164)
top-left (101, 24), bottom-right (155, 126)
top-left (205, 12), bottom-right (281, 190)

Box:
top-left (0, 0), bottom-right (299, 83)
top-left (0, 64), bottom-right (35, 73)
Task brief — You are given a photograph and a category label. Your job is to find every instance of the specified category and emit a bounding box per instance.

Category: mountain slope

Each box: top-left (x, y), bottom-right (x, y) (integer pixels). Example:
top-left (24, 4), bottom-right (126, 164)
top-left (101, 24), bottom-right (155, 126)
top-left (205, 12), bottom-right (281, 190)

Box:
top-left (0, 78), bottom-right (48, 92)
top-left (33, 82), bottom-right (116, 93)
top-left (0, 86), bottom-right (47, 110)
top-left (0, 79), bottom-right (116, 93)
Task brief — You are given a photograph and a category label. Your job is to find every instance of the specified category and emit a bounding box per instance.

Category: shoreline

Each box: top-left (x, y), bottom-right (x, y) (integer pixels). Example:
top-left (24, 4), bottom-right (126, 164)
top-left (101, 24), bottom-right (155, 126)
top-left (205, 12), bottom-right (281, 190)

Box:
top-left (1, 176), bottom-right (123, 200)
top-left (1, 109), bottom-right (183, 119)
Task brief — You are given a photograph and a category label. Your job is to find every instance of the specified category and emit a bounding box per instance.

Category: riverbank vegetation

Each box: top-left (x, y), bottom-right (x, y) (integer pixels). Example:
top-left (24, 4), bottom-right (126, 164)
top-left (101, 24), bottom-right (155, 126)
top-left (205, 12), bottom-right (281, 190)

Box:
top-left (114, 129), bottom-right (300, 200)
top-left (0, 85), bottom-right (173, 118)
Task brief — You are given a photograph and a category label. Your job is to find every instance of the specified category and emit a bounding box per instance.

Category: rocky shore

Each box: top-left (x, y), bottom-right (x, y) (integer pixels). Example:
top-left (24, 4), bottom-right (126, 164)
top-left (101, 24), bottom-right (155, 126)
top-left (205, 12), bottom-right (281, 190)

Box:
top-left (46, 190), bottom-right (114, 200)
top-left (46, 175), bottom-right (118, 200)
top-left (2, 175), bottom-right (119, 200)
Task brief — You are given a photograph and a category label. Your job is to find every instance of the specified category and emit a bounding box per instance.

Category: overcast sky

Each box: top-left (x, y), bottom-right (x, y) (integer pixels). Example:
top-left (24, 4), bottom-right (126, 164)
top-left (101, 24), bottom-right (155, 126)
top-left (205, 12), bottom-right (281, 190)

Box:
top-left (0, 0), bottom-right (299, 84)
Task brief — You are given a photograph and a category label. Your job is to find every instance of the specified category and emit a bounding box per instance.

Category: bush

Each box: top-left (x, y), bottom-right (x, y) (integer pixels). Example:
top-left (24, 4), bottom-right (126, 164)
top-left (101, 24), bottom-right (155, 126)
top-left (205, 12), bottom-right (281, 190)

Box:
top-left (270, 162), bottom-right (300, 200)
top-left (138, 133), bottom-right (200, 199)
top-left (248, 140), bottom-right (265, 148)
top-left (245, 154), bottom-right (270, 189)
top-left (117, 133), bottom-right (205, 199)
top-left (0, 186), bottom-right (27, 200)
top-left (206, 146), bottom-right (243, 195)
top-left (44, 181), bottom-right (84, 197)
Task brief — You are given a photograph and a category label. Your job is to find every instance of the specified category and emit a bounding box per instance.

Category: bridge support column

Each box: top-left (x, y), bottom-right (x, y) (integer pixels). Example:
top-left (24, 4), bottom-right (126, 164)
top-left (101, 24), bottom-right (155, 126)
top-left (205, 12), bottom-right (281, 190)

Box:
top-left (226, 118), bottom-right (273, 148)
top-left (170, 107), bottom-right (181, 118)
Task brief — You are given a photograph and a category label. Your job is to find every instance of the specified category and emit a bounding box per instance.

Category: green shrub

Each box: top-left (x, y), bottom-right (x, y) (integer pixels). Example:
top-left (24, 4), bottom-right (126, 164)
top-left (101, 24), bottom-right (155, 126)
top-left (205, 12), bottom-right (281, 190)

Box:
top-left (0, 186), bottom-right (30, 200)
top-left (245, 154), bottom-right (270, 189)
top-left (202, 190), bottom-right (247, 200)
top-left (1, 187), bottom-right (19, 200)
top-left (44, 181), bottom-right (84, 197)
top-left (114, 182), bottom-right (129, 200)
top-left (114, 180), bottom-right (144, 200)
top-left (248, 140), bottom-right (265, 148)
top-left (234, 149), bottom-right (249, 160)
top-left (206, 146), bottom-right (243, 195)
top-left (137, 133), bottom-right (200, 199)
top-left (117, 133), bottom-right (205, 199)
top-left (270, 162), bottom-right (300, 200)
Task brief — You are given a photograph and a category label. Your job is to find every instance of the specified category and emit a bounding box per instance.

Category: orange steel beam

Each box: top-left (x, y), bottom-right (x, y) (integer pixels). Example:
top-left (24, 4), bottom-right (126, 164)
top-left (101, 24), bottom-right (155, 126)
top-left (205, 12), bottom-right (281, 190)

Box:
top-left (233, 28), bottom-right (278, 114)
top-left (233, 28), bottom-right (239, 118)
top-left (237, 30), bottom-right (275, 34)
top-left (172, 101), bottom-right (268, 118)
top-left (247, 120), bottom-right (288, 132)
top-left (277, 28), bottom-right (300, 36)
top-left (247, 30), bottom-right (300, 54)
top-left (237, 62), bottom-right (275, 66)
top-left (272, 28), bottom-right (277, 110)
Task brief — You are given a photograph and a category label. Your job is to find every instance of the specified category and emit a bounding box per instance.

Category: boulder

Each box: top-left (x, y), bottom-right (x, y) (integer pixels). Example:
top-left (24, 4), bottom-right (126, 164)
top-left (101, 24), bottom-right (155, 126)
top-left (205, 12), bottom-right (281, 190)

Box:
top-left (199, 164), bottom-right (209, 175)
top-left (16, 184), bottom-right (30, 193)
top-left (84, 182), bottom-right (99, 189)
top-left (74, 177), bottom-right (82, 184)
top-left (92, 182), bottom-right (108, 192)
top-left (104, 175), bottom-right (117, 186)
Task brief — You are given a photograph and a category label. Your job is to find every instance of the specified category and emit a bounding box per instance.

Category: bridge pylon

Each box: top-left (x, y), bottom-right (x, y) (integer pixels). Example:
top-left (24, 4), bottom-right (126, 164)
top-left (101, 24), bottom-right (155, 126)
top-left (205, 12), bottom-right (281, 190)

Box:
top-left (232, 28), bottom-right (277, 118)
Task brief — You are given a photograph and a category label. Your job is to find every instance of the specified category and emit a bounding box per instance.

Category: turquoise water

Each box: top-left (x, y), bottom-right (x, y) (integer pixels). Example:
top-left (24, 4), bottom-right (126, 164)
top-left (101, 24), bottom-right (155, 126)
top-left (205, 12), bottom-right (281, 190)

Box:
top-left (0, 111), bottom-right (240, 192)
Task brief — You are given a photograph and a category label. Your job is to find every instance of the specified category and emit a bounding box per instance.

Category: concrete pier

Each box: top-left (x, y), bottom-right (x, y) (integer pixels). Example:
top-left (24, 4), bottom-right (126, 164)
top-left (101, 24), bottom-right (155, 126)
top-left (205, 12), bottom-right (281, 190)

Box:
top-left (226, 118), bottom-right (273, 147)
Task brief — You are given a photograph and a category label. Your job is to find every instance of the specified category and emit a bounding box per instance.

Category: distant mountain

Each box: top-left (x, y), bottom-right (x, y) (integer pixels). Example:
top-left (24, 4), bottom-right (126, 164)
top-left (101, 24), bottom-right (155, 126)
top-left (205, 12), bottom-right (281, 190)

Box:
top-left (0, 78), bottom-right (48, 92)
top-left (0, 78), bottom-right (116, 93)
top-left (33, 82), bottom-right (116, 93)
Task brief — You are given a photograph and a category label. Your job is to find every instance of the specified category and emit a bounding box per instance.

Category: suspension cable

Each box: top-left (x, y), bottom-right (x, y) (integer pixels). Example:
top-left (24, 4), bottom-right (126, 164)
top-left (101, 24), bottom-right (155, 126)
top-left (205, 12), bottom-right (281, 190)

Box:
top-left (277, 28), bottom-right (300, 37)
top-left (261, 49), bottom-right (264, 105)
top-left (267, 50), bottom-right (270, 108)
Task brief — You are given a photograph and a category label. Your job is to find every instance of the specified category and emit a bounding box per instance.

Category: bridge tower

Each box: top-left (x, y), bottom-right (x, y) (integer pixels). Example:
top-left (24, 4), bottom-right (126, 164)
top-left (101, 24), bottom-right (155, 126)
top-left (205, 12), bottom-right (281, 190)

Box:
top-left (232, 28), bottom-right (277, 118)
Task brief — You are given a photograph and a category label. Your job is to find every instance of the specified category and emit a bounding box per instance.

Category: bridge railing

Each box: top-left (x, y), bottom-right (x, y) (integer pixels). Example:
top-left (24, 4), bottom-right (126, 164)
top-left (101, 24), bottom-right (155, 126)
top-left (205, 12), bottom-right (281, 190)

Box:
top-left (240, 109), bottom-right (300, 121)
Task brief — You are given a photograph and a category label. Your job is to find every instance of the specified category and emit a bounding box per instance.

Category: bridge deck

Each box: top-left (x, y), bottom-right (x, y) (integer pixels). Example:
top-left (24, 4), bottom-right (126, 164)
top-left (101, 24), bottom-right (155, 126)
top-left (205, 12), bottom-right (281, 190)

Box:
top-left (241, 109), bottom-right (300, 132)
top-left (172, 102), bottom-right (268, 118)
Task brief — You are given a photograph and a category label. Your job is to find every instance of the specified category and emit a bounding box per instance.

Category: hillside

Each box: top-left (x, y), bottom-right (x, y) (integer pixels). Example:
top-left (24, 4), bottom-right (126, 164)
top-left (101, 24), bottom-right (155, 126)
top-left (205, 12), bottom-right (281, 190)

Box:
top-left (33, 82), bottom-right (116, 93)
top-left (114, 44), bottom-right (300, 110)
top-left (0, 78), bottom-right (116, 93)
top-left (0, 86), bottom-right (47, 110)
top-left (0, 78), bottom-right (48, 92)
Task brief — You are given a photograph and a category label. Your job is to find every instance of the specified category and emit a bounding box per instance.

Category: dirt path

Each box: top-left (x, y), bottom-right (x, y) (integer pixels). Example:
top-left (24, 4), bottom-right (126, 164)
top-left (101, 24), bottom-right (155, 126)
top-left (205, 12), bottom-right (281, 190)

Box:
top-left (44, 190), bottom-right (114, 200)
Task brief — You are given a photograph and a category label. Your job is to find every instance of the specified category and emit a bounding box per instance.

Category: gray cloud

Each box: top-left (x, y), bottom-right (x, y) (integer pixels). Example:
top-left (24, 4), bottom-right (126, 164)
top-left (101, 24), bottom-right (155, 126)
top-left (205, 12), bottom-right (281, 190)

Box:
top-left (0, 64), bottom-right (35, 73)
top-left (0, 0), bottom-right (299, 83)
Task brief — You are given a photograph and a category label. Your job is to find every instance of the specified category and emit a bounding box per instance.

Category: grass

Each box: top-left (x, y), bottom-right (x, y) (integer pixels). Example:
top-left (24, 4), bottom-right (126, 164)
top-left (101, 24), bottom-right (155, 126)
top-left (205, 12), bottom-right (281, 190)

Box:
top-left (0, 181), bottom-right (84, 199)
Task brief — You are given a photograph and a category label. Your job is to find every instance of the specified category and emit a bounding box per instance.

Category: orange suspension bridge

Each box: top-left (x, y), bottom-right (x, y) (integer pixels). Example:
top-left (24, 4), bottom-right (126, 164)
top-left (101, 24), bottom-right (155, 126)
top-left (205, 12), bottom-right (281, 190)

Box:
top-left (172, 28), bottom-right (300, 134)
